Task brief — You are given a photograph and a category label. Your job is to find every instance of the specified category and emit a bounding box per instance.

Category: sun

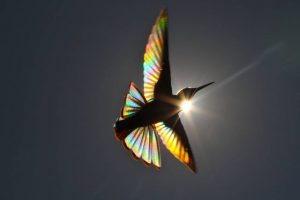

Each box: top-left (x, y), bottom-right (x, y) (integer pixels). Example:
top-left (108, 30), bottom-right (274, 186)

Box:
top-left (180, 100), bottom-right (192, 113)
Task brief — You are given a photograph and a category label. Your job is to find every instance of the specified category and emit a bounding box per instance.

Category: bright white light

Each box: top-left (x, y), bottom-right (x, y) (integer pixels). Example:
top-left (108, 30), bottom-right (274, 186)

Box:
top-left (181, 100), bottom-right (192, 113)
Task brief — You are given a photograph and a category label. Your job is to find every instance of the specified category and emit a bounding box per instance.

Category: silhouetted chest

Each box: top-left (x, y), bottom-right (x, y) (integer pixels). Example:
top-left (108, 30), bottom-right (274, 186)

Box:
top-left (136, 98), bottom-right (180, 123)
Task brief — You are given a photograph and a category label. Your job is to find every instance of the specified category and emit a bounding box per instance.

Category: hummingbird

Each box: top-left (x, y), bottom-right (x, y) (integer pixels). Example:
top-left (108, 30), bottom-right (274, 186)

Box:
top-left (114, 9), bottom-right (214, 173)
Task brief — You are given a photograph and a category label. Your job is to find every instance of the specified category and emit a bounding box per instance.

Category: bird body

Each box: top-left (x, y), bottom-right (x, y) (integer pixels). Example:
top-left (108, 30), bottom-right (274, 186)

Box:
top-left (114, 9), bottom-right (213, 172)
top-left (115, 96), bottom-right (180, 133)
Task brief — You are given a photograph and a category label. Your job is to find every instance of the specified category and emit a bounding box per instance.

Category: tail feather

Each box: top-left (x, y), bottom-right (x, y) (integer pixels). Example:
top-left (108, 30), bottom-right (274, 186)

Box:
top-left (114, 82), bottom-right (161, 169)
top-left (114, 82), bottom-right (146, 139)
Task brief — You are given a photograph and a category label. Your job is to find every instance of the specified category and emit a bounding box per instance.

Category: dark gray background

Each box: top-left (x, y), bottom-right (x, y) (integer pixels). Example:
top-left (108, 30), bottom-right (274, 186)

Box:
top-left (3, 0), bottom-right (300, 199)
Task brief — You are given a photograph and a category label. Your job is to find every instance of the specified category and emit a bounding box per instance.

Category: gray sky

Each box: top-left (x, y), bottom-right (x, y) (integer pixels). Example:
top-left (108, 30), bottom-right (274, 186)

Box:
top-left (3, 0), bottom-right (300, 199)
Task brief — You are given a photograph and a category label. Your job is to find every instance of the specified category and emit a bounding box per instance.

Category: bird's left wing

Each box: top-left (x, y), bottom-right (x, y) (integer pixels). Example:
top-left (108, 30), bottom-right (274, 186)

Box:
top-left (143, 9), bottom-right (172, 102)
top-left (154, 115), bottom-right (197, 172)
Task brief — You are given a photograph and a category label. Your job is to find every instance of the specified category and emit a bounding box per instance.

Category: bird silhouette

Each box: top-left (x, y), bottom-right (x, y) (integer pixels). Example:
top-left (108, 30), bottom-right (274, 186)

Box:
top-left (114, 9), bottom-right (214, 173)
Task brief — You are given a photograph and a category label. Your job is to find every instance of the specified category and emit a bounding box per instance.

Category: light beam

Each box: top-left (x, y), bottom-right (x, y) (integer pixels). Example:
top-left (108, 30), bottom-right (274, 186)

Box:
top-left (181, 100), bottom-right (192, 113)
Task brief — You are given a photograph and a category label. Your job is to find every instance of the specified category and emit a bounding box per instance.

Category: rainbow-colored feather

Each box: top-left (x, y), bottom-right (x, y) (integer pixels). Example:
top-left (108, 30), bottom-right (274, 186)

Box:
top-left (154, 122), bottom-right (192, 168)
top-left (122, 83), bottom-right (145, 119)
top-left (143, 9), bottom-right (168, 102)
top-left (124, 125), bottom-right (161, 167)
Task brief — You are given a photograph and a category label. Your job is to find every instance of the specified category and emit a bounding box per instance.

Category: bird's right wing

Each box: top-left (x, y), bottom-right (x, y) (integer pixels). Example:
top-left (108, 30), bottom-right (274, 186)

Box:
top-left (143, 9), bottom-right (172, 102)
top-left (154, 115), bottom-right (197, 172)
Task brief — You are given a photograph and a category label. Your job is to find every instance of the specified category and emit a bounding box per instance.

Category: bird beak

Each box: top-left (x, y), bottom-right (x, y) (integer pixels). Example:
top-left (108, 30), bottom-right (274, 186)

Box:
top-left (195, 82), bottom-right (214, 93)
top-left (185, 82), bottom-right (215, 100)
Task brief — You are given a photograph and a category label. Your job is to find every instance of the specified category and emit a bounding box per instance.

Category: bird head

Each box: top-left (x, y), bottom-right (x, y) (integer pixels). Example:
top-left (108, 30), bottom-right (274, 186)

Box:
top-left (176, 82), bottom-right (214, 112)
top-left (177, 82), bottom-right (214, 101)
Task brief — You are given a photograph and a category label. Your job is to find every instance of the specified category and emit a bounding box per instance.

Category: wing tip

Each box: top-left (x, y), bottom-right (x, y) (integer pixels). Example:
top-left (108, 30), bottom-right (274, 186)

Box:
top-left (186, 151), bottom-right (197, 173)
top-left (160, 8), bottom-right (168, 16)
top-left (187, 160), bottom-right (197, 173)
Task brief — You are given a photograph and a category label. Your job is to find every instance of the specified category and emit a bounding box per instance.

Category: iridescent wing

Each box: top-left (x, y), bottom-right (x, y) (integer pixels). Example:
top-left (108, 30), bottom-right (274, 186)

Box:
top-left (124, 125), bottom-right (161, 168)
top-left (154, 115), bottom-right (197, 172)
top-left (143, 9), bottom-right (172, 102)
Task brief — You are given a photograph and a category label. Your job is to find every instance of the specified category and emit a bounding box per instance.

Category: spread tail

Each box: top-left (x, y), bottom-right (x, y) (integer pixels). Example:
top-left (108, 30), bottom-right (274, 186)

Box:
top-left (114, 82), bottom-right (161, 168)
top-left (114, 82), bottom-right (146, 140)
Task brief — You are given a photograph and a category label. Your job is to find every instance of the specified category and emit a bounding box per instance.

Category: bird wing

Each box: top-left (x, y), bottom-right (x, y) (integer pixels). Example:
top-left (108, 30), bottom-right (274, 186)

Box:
top-left (154, 115), bottom-right (197, 172)
top-left (143, 9), bottom-right (172, 102)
